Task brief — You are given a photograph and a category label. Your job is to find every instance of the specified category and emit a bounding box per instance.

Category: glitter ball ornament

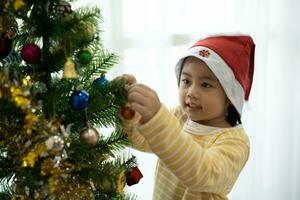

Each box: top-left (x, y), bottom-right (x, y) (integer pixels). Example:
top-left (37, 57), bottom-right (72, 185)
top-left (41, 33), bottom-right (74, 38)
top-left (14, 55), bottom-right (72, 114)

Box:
top-left (77, 21), bottom-right (96, 43)
top-left (70, 90), bottom-right (89, 110)
top-left (0, 36), bottom-right (13, 59)
top-left (121, 106), bottom-right (135, 120)
top-left (77, 49), bottom-right (92, 65)
top-left (45, 136), bottom-right (65, 154)
top-left (21, 43), bottom-right (42, 64)
top-left (93, 74), bottom-right (109, 87)
top-left (80, 126), bottom-right (100, 146)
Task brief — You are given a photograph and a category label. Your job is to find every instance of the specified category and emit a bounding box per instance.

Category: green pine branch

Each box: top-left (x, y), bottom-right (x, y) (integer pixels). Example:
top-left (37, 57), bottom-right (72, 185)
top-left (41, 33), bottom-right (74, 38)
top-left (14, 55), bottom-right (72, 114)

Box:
top-left (96, 128), bottom-right (131, 156)
top-left (0, 154), bottom-right (15, 183)
top-left (76, 6), bottom-right (103, 26)
top-left (67, 127), bottom-right (130, 164)
top-left (80, 46), bottom-right (119, 85)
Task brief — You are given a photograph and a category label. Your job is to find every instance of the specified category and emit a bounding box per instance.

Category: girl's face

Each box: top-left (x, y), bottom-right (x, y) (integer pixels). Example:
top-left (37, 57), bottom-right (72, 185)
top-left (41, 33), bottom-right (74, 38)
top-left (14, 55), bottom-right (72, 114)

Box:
top-left (179, 57), bottom-right (231, 127)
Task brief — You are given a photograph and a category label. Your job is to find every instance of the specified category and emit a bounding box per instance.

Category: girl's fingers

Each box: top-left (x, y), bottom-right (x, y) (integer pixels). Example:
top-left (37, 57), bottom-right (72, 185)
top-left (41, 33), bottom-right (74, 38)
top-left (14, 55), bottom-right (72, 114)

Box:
top-left (129, 83), bottom-right (152, 91)
top-left (128, 90), bottom-right (147, 106)
top-left (126, 83), bottom-right (161, 123)
top-left (128, 84), bottom-right (155, 98)
top-left (130, 102), bottom-right (147, 115)
top-left (123, 74), bottom-right (137, 85)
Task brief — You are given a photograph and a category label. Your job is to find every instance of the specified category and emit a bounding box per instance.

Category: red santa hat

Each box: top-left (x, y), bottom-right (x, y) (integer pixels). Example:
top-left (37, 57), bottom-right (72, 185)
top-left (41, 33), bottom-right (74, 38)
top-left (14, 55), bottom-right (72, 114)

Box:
top-left (175, 35), bottom-right (255, 115)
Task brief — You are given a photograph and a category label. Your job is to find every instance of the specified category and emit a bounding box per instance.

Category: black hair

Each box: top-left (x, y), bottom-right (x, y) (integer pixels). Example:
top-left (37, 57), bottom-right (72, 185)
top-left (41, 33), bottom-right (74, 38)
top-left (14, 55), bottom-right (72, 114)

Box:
top-left (226, 104), bottom-right (242, 127)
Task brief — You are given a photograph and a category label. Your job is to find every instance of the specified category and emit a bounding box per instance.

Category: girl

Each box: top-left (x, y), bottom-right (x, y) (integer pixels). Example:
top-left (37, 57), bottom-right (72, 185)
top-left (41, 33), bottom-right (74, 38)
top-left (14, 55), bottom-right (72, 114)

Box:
top-left (121, 35), bottom-right (255, 200)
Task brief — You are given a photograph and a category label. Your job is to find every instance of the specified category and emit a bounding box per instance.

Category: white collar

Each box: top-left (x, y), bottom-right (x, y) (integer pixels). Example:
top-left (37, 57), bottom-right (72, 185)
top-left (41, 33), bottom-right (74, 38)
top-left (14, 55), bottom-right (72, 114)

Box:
top-left (183, 118), bottom-right (239, 136)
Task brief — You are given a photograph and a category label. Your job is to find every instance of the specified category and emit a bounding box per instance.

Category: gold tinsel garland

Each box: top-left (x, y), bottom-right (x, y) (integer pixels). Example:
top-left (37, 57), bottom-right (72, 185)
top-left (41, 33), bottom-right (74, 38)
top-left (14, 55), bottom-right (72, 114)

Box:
top-left (0, 70), bottom-right (128, 199)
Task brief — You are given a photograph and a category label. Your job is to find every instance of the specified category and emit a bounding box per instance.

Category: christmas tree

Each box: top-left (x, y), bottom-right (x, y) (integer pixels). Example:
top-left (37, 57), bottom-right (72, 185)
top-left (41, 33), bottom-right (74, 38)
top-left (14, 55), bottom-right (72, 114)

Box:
top-left (0, 0), bottom-right (142, 199)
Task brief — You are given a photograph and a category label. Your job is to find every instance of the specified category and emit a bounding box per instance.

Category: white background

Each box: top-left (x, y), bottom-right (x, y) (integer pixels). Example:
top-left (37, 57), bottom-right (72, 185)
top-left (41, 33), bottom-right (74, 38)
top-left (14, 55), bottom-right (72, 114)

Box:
top-left (75, 1), bottom-right (300, 199)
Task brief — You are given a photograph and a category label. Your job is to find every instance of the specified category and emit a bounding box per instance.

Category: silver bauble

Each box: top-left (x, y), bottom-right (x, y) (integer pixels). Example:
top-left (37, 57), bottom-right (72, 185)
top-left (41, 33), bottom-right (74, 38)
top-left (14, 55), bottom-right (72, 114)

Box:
top-left (80, 127), bottom-right (100, 146)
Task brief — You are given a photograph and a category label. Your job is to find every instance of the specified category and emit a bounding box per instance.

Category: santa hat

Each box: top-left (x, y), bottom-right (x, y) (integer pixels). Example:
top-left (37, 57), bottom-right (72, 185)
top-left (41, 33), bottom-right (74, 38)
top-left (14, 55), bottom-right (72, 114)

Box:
top-left (175, 35), bottom-right (255, 115)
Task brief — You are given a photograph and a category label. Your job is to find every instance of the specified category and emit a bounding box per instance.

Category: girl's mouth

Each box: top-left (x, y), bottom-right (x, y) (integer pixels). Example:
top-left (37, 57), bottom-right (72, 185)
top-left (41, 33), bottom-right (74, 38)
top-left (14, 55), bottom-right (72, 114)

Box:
top-left (186, 103), bottom-right (202, 112)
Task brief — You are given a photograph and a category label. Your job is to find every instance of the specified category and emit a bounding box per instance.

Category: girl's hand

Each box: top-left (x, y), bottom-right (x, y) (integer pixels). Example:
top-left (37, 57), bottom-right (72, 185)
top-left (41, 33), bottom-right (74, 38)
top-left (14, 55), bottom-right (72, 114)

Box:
top-left (122, 74), bottom-right (137, 85)
top-left (128, 83), bottom-right (161, 124)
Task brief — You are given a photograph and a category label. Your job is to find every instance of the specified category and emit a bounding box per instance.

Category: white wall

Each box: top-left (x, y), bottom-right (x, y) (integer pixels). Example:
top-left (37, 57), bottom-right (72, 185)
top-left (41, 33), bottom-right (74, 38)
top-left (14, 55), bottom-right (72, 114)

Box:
top-left (78, 0), bottom-right (300, 199)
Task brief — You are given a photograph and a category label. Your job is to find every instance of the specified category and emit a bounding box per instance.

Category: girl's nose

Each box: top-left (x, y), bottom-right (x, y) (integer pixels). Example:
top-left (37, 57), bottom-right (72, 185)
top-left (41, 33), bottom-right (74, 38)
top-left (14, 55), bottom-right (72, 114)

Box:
top-left (187, 84), bottom-right (199, 99)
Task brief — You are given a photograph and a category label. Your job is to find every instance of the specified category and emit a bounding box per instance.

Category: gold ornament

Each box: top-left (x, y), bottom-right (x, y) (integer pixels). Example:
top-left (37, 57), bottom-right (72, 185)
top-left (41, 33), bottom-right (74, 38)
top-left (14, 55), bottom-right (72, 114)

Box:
top-left (117, 170), bottom-right (126, 193)
top-left (100, 177), bottom-right (115, 193)
top-left (14, 0), bottom-right (26, 11)
top-left (77, 21), bottom-right (96, 43)
top-left (63, 57), bottom-right (78, 78)
top-left (84, 22), bottom-right (95, 42)
top-left (80, 126), bottom-right (99, 146)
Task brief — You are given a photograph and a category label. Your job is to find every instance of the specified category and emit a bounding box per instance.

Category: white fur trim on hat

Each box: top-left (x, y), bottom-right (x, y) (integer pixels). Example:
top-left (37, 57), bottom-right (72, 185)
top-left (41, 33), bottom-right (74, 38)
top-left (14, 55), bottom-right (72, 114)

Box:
top-left (175, 46), bottom-right (245, 115)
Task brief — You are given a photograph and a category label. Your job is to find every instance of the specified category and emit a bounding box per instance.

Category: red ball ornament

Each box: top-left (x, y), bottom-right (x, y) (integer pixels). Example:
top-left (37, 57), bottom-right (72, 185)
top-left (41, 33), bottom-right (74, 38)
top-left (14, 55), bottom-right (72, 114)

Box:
top-left (0, 36), bottom-right (13, 59)
top-left (21, 43), bottom-right (42, 64)
top-left (121, 106), bottom-right (135, 120)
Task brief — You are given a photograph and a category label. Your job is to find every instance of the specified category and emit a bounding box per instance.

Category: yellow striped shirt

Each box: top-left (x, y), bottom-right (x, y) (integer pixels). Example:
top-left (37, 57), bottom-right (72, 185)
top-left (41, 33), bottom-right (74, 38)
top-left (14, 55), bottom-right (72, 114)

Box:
top-left (122, 104), bottom-right (249, 200)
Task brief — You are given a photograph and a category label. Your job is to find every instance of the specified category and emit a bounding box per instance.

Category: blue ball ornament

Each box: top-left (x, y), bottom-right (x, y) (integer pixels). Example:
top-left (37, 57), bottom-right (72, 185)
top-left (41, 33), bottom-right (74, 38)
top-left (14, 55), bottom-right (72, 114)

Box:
top-left (70, 90), bottom-right (89, 110)
top-left (93, 75), bottom-right (109, 87)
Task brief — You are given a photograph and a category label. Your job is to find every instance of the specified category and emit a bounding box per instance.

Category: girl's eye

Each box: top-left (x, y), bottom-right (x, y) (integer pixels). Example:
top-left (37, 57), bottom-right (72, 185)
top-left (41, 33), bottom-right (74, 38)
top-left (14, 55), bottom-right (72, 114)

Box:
top-left (202, 82), bottom-right (212, 88)
top-left (181, 79), bottom-right (190, 85)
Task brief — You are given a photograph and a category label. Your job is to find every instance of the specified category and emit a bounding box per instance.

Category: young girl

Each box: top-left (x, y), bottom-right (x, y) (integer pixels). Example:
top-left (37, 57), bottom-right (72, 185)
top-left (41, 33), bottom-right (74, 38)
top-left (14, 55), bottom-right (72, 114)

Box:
top-left (121, 35), bottom-right (255, 200)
